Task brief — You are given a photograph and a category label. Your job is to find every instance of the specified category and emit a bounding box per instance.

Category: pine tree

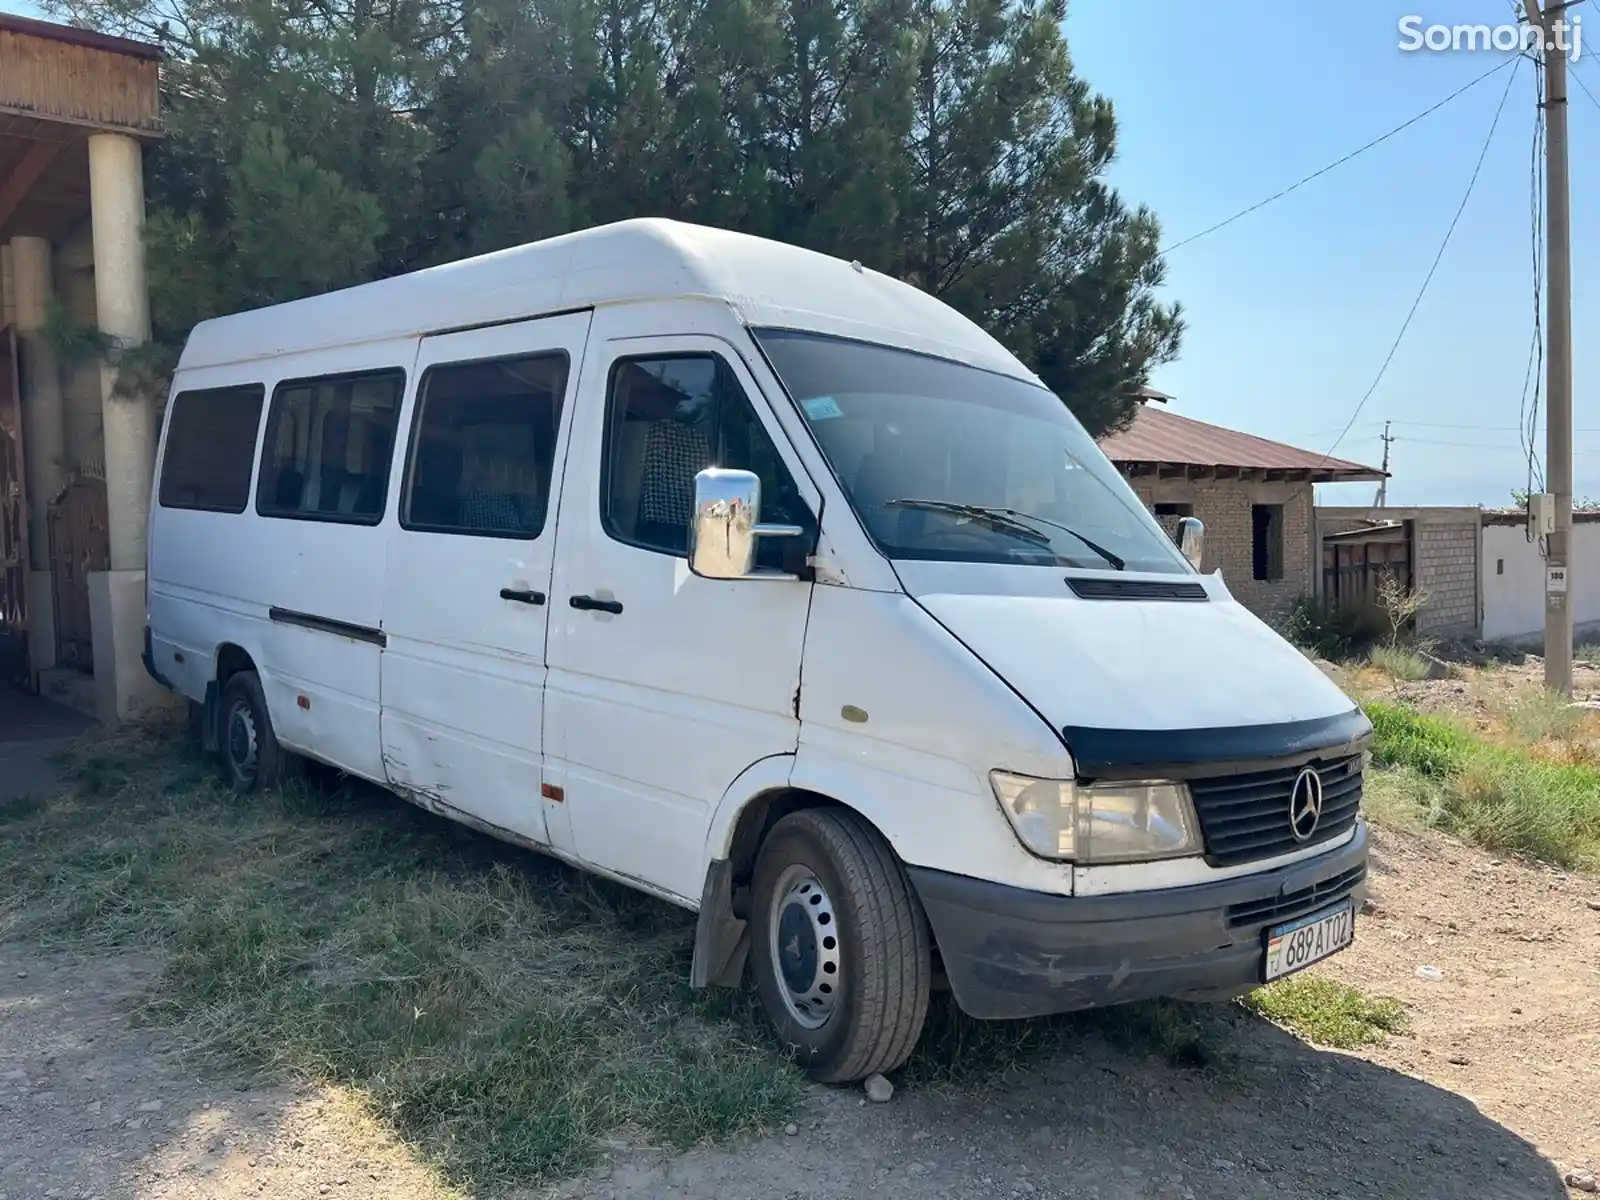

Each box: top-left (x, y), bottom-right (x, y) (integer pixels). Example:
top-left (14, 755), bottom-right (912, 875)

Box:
top-left (46, 0), bottom-right (1182, 431)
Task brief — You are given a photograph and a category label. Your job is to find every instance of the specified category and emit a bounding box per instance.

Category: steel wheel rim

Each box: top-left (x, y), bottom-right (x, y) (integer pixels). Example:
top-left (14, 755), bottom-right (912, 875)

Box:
top-left (768, 864), bottom-right (841, 1030)
top-left (227, 699), bottom-right (259, 785)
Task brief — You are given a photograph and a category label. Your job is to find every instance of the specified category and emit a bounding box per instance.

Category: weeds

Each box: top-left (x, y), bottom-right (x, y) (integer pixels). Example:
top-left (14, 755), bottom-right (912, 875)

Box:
top-left (1496, 688), bottom-right (1597, 755)
top-left (1365, 700), bottom-right (1600, 870)
top-left (1244, 976), bottom-right (1409, 1049)
top-left (1278, 595), bottom-right (1387, 661)
top-left (1368, 644), bottom-right (1436, 683)
top-left (1367, 701), bottom-right (1472, 777)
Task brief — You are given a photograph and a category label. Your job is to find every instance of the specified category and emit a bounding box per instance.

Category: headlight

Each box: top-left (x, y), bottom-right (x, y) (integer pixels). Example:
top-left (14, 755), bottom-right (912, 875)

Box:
top-left (989, 772), bottom-right (1203, 864)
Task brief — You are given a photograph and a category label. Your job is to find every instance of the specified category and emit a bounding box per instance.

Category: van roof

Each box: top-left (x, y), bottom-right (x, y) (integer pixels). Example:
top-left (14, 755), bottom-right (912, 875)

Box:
top-left (177, 218), bottom-right (1039, 384)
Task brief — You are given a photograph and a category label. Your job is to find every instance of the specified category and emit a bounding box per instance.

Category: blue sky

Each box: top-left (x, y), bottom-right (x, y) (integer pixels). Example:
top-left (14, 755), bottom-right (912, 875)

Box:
top-left (9, 1), bottom-right (1593, 508)
top-left (1066, 1), bottom-right (1598, 507)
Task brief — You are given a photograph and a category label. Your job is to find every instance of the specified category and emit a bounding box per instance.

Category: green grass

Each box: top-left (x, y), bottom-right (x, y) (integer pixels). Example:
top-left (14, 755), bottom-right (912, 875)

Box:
top-left (1367, 644), bottom-right (1436, 682)
top-left (1366, 701), bottom-right (1474, 777)
top-left (1364, 700), bottom-right (1600, 870)
top-left (1244, 975), bottom-right (1409, 1049)
top-left (0, 715), bottom-right (1240, 1190)
top-left (0, 717), bottom-right (806, 1189)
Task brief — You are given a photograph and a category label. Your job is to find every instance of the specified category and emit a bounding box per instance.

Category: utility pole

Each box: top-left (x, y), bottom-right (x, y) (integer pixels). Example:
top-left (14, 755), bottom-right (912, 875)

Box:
top-left (1526, 0), bottom-right (1575, 696)
top-left (1376, 421), bottom-right (1394, 507)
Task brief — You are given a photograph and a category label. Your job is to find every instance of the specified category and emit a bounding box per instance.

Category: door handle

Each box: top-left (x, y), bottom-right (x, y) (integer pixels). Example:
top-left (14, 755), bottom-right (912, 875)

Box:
top-left (499, 588), bottom-right (546, 606)
top-left (569, 595), bottom-right (624, 614)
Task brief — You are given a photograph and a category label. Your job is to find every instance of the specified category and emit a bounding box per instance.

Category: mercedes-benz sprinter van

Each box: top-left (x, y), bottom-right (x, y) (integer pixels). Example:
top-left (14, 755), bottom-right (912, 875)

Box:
top-left (145, 218), bottom-right (1369, 1083)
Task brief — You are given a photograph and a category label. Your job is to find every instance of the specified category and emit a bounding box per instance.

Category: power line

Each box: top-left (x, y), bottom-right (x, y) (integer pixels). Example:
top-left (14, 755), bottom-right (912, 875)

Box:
top-left (1572, 59), bottom-right (1600, 113)
top-left (1311, 58), bottom-right (1523, 470)
top-left (1159, 56), bottom-right (1521, 257)
top-left (1396, 436), bottom-right (1554, 449)
top-left (1389, 419), bottom-right (1600, 432)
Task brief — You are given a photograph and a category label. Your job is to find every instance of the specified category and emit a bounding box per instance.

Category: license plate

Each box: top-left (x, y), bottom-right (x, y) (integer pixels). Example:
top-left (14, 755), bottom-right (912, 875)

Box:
top-left (1263, 903), bottom-right (1355, 982)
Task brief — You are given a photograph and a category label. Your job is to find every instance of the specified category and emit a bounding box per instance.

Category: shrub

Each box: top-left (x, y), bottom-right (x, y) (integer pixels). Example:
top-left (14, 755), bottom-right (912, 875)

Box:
top-left (1279, 595), bottom-right (1387, 661)
top-left (1368, 644), bottom-right (1435, 682)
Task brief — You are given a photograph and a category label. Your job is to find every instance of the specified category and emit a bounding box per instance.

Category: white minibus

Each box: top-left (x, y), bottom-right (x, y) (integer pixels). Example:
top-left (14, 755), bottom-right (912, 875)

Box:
top-left (145, 218), bottom-right (1369, 1082)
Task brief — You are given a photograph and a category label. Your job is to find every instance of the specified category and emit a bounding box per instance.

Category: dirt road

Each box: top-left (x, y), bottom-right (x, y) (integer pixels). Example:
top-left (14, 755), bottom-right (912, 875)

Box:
top-left (2, 824), bottom-right (1592, 1200)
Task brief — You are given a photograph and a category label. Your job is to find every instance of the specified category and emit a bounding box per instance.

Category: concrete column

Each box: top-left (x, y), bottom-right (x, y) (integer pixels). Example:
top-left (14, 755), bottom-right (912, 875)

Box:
top-left (89, 133), bottom-right (153, 572)
top-left (10, 237), bottom-right (67, 569)
top-left (9, 237), bottom-right (65, 679)
top-left (87, 132), bottom-right (159, 722)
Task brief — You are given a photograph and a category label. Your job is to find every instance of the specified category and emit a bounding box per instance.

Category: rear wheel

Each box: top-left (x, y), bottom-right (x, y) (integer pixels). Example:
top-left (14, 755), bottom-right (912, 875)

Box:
top-left (219, 670), bottom-right (292, 792)
top-left (750, 808), bottom-right (931, 1083)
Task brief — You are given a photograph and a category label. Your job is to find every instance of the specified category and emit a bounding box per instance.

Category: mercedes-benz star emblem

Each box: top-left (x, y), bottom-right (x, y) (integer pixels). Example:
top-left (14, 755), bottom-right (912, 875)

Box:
top-left (1289, 766), bottom-right (1324, 842)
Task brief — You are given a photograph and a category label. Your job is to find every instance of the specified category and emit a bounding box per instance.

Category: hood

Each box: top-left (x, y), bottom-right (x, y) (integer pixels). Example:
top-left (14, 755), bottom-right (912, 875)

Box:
top-left (899, 564), bottom-right (1357, 738)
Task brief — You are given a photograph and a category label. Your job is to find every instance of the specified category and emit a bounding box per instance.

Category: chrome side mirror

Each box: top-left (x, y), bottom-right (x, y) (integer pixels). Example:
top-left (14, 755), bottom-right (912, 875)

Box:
top-left (689, 468), bottom-right (805, 579)
top-left (1175, 516), bottom-right (1205, 570)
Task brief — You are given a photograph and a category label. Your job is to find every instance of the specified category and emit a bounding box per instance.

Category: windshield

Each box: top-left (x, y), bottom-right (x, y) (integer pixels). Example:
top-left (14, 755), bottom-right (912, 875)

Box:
top-left (755, 330), bottom-right (1189, 573)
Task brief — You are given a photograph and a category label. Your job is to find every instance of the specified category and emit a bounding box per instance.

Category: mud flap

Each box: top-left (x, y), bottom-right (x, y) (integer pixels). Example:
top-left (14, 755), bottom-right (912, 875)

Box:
top-left (691, 858), bottom-right (749, 988)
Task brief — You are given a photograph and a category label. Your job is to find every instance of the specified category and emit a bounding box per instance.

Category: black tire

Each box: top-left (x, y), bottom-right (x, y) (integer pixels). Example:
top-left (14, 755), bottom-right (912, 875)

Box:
top-left (750, 808), bottom-right (932, 1083)
top-left (218, 670), bottom-right (292, 792)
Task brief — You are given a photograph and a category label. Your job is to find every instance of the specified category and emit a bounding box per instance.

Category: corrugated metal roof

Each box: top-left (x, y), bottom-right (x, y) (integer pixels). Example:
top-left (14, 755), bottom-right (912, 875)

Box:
top-left (1097, 404), bottom-right (1385, 481)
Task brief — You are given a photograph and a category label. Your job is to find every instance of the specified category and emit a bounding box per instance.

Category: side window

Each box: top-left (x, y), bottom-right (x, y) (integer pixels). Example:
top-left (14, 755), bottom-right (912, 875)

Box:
top-left (158, 384), bottom-right (265, 513)
top-left (401, 352), bottom-right (569, 538)
top-left (601, 354), bottom-right (814, 567)
top-left (256, 370), bottom-right (404, 524)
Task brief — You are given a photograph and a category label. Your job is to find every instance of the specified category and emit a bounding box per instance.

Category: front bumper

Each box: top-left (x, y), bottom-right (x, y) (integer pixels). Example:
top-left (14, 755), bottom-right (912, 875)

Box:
top-left (908, 820), bottom-right (1369, 1020)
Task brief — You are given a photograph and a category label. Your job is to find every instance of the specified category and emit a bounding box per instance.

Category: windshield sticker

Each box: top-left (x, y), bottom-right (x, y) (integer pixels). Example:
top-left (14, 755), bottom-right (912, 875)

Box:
top-left (802, 395), bottom-right (844, 421)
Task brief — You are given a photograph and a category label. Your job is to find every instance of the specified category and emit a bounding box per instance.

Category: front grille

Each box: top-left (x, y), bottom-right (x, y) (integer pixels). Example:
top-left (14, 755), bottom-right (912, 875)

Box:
top-left (1225, 863), bottom-right (1367, 929)
top-left (1066, 578), bottom-right (1208, 601)
top-left (1188, 753), bottom-right (1363, 868)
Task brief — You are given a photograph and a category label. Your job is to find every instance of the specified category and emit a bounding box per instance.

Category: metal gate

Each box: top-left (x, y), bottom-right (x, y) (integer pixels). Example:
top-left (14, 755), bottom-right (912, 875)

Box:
top-left (49, 477), bottom-right (109, 671)
top-left (0, 324), bottom-right (29, 688)
top-left (1322, 522), bottom-right (1414, 609)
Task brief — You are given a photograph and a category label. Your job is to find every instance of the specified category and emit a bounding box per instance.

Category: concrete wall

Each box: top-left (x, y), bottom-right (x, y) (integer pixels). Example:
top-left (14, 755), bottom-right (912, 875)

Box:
top-left (1127, 476), bottom-right (1314, 620)
top-left (1414, 518), bottom-right (1480, 638)
top-left (1481, 517), bottom-right (1600, 643)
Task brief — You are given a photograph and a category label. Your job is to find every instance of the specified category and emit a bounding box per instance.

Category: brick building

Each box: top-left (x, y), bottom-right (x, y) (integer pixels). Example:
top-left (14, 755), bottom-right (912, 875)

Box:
top-left (1097, 395), bottom-right (1385, 620)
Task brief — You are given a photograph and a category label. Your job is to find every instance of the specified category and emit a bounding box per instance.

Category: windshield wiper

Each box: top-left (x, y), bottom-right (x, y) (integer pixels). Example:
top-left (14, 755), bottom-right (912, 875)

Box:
top-left (886, 499), bottom-right (1125, 571)
top-left (885, 498), bottom-right (1051, 545)
top-left (989, 508), bottom-right (1126, 571)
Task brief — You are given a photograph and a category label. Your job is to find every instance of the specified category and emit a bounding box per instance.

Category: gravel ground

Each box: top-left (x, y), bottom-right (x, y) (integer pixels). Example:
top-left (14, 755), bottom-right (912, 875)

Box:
top-left (2, 822), bottom-right (1594, 1200)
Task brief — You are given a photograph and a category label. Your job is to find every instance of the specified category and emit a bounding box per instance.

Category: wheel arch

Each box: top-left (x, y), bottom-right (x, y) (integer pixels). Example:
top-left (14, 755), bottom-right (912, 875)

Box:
top-left (692, 758), bottom-right (905, 990)
top-left (196, 641), bottom-right (260, 756)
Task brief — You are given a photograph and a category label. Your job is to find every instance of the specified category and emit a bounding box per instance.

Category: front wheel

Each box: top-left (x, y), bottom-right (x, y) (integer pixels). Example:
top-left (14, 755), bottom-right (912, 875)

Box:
top-left (750, 808), bottom-right (932, 1083)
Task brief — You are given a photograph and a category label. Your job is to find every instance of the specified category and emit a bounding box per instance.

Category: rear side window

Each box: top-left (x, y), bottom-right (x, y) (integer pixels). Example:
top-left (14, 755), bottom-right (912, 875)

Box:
top-left (256, 370), bottom-right (405, 524)
top-left (158, 385), bottom-right (265, 513)
top-left (401, 352), bottom-right (570, 539)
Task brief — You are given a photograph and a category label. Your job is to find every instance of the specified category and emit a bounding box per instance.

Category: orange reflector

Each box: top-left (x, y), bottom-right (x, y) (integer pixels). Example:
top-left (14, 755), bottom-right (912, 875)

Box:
top-left (541, 783), bottom-right (564, 802)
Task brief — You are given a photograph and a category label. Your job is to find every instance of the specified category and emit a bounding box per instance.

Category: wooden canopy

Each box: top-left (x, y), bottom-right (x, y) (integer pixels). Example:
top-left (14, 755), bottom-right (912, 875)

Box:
top-left (0, 13), bottom-right (161, 244)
